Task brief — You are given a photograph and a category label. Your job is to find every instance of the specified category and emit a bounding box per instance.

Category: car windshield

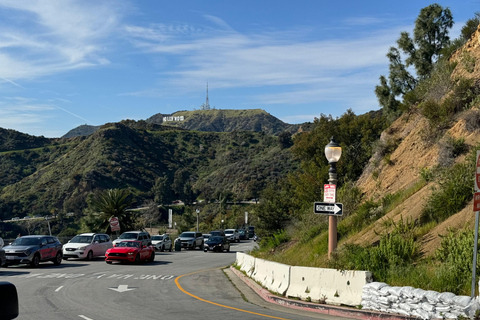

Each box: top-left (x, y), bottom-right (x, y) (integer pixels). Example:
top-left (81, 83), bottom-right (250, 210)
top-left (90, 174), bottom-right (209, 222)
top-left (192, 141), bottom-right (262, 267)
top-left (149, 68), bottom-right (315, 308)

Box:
top-left (116, 241), bottom-right (140, 248)
top-left (151, 236), bottom-right (163, 240)
top-left (180, 232), bottom-right (195, 238)
top-left (209, 236), bottom-right (223, 242)
top-left (12, 237), bottom-right (42, 246)
top-left (119, 233), bottom-right (138, 239)
top-left (225, 230), bottom-right (233, 235)
top-left (70, 235), bottom-right (93, 243)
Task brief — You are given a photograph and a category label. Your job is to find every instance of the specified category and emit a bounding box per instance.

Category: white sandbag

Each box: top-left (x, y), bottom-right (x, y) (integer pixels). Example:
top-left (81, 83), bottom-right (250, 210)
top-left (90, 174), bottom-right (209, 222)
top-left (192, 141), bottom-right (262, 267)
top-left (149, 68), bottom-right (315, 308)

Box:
top-left (387, 286), bottom-right (403, 296)
top-left (465, 297), bottom-right (480, 318)
top-left (425, 290), bottom-right (440, 303)
top-left (395, 309), bottom-right (411, 316)
top-left (411, 309), bottom-right (431, 320)
top-left (420, 302), bottom-right (435, 312)
top-left (435, 304), bottom-right (451, 313)
top-left (377, 296), bottom-right (390, 305)
top-left (412, 288), bottom-right (427, 300)
top-left (438, 292), bottom-right (456, 305)
top-left (379, 286), bottom-right (390, 296)
top-left (452, 295), bottom-right (472, 308)
top-left (387, 295), bottom-right (399, 303)
top-left (364, 282), bottom-right (388, 291)
top-left (398, 303), bottom-right (412, 312)
top-left (400, 286), bottom-right (415, 298)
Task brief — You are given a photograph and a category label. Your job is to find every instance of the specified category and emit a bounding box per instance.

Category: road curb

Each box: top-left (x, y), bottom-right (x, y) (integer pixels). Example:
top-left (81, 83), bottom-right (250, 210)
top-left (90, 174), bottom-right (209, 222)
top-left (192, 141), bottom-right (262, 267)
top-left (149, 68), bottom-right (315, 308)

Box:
top-left (229, 266), bottom-right (416, 320)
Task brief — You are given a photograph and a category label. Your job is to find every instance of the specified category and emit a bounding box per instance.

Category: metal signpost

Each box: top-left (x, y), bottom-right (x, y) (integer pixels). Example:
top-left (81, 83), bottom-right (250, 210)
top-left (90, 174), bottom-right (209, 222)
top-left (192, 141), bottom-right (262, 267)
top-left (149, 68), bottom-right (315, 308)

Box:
top-left (472, 150), bottom-right (480, 297)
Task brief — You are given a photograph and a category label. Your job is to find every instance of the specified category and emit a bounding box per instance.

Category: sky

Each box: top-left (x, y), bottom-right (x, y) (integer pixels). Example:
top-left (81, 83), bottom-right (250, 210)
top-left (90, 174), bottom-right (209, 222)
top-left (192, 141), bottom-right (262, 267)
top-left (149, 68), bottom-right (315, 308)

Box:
top-left (0, 0), bottom-right (477, 138)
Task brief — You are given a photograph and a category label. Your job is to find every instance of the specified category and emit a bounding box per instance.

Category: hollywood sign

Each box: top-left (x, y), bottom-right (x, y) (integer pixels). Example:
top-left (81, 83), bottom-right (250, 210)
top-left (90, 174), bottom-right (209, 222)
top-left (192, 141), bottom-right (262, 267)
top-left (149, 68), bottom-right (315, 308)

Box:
top-left (163, 116), bottom-right (185, 122)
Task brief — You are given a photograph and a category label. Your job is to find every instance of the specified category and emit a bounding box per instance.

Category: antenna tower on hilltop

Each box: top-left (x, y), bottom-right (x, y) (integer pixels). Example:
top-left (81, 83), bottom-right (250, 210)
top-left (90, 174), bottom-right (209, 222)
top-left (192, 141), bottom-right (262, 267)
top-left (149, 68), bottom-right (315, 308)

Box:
top-left (201, 83), bottom-right (211, 110)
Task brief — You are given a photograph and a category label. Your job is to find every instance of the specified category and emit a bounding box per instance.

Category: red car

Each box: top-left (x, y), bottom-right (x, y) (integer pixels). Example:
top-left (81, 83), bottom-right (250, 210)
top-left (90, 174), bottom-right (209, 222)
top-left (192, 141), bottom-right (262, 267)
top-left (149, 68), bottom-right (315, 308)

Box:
top-left (105, 240), bottom-right (155, 264)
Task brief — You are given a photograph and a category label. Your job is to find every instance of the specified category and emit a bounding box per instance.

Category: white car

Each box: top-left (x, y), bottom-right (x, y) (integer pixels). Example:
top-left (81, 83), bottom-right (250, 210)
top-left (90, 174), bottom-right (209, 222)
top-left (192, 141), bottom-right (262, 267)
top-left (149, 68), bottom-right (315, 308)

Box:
top-left (151, 234), bottom-right (172, 252)
top-left (224, 229), bottom-right (240, 243)
top-left (63, 233), bottom-right (113, 260)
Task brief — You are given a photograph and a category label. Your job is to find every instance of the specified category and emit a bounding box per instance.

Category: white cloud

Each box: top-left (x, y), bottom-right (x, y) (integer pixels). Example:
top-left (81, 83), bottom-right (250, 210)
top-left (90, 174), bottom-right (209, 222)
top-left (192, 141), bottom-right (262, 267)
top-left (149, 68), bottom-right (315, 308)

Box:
top-left (0, 0), bottom-right (125, 81)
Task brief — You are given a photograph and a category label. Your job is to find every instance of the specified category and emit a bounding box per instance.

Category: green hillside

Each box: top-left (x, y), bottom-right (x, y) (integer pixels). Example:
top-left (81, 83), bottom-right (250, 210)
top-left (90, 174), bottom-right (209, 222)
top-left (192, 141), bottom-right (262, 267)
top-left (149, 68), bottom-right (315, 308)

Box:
top-left (0, 119), bottom-right (297, 219)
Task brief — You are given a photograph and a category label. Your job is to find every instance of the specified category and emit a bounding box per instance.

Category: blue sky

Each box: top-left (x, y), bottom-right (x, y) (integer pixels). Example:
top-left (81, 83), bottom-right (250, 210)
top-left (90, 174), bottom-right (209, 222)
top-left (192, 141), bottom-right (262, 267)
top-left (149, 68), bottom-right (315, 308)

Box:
top-left (0, 0), bottom-right (477, 138)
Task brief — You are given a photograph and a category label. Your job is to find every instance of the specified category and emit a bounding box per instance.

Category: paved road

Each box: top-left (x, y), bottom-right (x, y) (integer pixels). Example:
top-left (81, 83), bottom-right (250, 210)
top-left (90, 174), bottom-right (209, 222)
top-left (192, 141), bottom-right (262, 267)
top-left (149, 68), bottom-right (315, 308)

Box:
top-left (0, 240), bottom-right (346, 320)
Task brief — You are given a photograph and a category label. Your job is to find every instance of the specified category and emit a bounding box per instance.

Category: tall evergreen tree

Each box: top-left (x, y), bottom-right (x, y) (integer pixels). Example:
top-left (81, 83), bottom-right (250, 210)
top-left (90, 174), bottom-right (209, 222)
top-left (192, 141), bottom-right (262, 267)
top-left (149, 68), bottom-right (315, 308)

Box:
top-left (397, 4), bottom-right (453, 78)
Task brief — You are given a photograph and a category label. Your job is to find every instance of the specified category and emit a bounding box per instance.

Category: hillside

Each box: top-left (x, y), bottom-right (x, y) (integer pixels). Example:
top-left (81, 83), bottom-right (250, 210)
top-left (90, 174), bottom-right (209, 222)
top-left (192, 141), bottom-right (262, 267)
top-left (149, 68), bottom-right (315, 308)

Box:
top-left (255, 23), bottom-right (480, 279)
top-left (0, 120), bottom-right (297, 218)
top-left (63, 109), bottom-right (307, 138)
top-left (146, 109), bottom-right (301, 135)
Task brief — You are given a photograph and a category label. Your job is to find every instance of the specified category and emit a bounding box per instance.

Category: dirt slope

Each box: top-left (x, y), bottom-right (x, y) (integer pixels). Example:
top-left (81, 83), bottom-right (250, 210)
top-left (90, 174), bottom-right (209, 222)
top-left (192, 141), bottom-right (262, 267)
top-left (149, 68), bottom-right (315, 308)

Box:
top-left (352, 26), bottom-right (480, 257)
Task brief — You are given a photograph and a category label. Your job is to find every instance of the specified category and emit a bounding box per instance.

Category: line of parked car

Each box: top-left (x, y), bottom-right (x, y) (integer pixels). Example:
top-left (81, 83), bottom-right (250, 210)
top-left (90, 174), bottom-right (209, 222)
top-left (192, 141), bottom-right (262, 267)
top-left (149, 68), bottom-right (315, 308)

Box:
top-left (0, 226), bottom-right (256, 267)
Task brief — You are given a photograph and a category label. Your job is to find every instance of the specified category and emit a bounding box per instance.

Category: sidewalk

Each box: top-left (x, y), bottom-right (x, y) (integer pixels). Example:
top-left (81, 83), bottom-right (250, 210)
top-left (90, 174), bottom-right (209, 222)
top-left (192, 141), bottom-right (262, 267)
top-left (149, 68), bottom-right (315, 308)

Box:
top-left (226, 266), bottom-right (416, 320)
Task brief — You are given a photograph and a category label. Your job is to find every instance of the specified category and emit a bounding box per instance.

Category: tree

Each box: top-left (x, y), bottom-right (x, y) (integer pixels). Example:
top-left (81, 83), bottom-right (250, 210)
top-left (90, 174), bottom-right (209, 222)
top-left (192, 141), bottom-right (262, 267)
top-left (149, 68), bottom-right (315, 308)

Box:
top-left (152, 176), bottom-right (174, 205)
top-left (88, 188), bottom-right (134, 232)
top-left (461, 12), bottom-right (480, 42)
top-left (397, 4), bottom-right (453, 78)
top-left (386, 47), bottom-right (417, 96)
top-left (278, 131), bottom-right (293, 149)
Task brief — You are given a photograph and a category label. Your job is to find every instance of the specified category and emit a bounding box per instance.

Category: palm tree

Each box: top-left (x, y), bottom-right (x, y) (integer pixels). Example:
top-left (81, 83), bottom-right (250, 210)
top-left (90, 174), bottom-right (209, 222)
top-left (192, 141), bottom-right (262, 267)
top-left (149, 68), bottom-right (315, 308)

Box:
top-left (89, 188), bottom-right (134, 232)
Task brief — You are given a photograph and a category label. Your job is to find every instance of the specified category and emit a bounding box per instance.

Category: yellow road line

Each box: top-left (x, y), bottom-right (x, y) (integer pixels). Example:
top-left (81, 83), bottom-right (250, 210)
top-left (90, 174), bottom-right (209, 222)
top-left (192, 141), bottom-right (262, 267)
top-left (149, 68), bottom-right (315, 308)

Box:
top-left (175, 268), bottom-right (290, 320)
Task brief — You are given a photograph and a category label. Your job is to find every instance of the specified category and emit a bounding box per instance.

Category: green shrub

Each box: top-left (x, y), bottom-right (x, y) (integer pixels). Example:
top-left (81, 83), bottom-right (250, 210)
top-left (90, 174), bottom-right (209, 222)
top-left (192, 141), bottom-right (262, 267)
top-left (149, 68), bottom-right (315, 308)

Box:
top-left (421, 162), bottom-right (473, 223)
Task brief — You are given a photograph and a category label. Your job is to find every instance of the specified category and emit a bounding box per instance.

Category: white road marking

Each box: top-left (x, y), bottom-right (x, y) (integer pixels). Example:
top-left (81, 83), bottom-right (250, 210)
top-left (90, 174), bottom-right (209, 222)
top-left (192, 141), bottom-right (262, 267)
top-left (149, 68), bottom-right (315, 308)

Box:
top-left (108, 284), bottom-right (135, 292)
top-left (55, 286), bottom-right (63, 292)
top-left (78, 316), bottom-right (93, 320)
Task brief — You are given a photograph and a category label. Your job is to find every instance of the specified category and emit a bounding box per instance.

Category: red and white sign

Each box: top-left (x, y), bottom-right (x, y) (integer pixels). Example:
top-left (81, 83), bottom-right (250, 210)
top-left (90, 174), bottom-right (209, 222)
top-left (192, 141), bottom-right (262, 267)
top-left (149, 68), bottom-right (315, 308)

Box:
top-left (324, 184), bottom-right (336, 203)
top-left (109, 216), bottom-right (120, 232)
top-left (474, 193), bottom-right (480, 212)
top-left (476, 151), bottom-right (480, 192)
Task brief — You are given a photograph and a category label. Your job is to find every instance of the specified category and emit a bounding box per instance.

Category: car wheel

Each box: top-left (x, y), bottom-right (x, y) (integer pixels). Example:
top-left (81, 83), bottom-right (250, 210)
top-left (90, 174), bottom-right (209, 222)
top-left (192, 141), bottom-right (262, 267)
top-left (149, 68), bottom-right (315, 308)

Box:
top-left (53, 252), bottom-right (62, 265)
top-left (106, 261), bottom-right (112, 264)
top-left (226, 246), bottom-right (230, 252)
top-left (160, 245), bottom-right (164, 252)
top-left (134, 254), bottom-right (140, 264)
top-left (200, 242), bottom-right (204, 250)
top-left (86, 250), bottom-right (93, 260)
top-left (169, 245), bottom-right (172, 252)
top-left (30, 254), bottom-right (40, 268)
top-left (149, 252), bottom-right (155, 262)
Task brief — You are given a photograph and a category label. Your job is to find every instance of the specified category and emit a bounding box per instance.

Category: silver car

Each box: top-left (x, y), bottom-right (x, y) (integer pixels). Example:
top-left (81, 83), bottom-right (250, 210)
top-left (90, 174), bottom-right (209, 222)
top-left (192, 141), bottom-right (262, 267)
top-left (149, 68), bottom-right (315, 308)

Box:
top-left (3, 235), bottom-right (63, 267)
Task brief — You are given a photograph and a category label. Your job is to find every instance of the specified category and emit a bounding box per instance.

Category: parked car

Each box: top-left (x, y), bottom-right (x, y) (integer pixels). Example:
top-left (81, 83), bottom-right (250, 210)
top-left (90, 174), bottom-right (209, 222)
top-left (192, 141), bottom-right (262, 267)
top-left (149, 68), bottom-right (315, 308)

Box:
top-left (113, 231), bottom-right (151, 247)
top-left (203, 236), bottom-right (230, 253)
top-left (238, 229), bottom-right (248, 240)
top-left (225, 229), bottom-right (240, 243)
top-left (209, 230), bottom-right (225, 237)
top-left (247, 226), bottom-right (255, 238)
top-left (177, 231), bottom-right (204, 249)
top-left (203, 233), bottom-right (211, 240)
top-left (62, 233), bottom-right (112, 260)
top-left (151, 234), bottom-right (172, 252)
top-left (3, 235), bottom-right (63, 267)
top-left (105, 240), bottom-right (155, 264)
top-left (0, 238), bottom-right (5, 267)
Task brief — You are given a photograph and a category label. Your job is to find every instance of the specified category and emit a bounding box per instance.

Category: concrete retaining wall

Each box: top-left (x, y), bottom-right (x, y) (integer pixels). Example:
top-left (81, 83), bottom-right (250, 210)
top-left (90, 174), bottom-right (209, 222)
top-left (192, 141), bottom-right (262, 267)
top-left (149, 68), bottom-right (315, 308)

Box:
top-left (235, 252), bottom-right (370, 307)
top-left (287, 266), bottom-right (371, 306)
top-left (252, 258), bottom-right (290, 296)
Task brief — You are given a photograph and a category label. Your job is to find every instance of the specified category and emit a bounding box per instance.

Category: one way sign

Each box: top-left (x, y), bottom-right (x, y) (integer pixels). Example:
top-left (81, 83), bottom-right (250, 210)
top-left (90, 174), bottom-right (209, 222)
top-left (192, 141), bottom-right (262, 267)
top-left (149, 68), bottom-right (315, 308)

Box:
top-left (314, 202), bottom-right (343, 216)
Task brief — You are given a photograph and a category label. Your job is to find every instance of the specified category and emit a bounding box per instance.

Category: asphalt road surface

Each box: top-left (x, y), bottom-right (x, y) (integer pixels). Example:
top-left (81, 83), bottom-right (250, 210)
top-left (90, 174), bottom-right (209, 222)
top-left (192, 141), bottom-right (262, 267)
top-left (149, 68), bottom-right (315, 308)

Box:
top-left (0, 240), bottom-right (348, 320)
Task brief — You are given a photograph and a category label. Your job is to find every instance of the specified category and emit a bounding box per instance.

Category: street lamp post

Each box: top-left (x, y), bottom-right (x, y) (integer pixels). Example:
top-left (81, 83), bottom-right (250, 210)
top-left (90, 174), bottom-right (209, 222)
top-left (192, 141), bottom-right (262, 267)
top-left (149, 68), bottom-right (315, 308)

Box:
top-left (196, 209), bottom-right (200, 232)
top-left (325, 137), bottom-right (342, 258)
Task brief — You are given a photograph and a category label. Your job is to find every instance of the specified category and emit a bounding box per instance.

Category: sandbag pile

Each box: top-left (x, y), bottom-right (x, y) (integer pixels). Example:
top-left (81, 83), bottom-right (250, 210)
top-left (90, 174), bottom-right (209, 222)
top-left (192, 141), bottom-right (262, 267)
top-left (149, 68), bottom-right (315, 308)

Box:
top-left (361, 282), bottom-right (480, 319)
